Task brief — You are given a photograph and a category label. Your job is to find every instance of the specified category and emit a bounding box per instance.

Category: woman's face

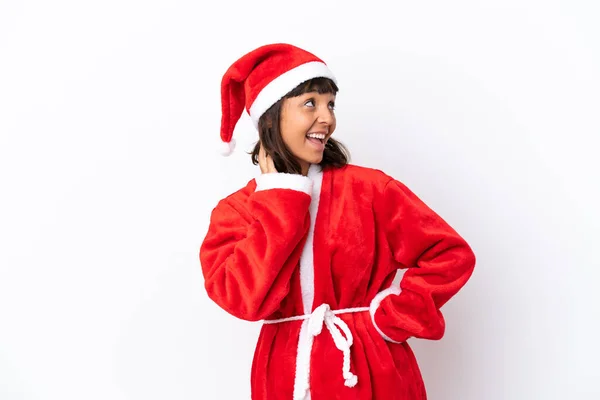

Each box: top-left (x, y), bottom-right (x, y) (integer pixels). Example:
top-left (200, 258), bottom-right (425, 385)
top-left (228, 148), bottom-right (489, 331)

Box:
top-left (279, 91), bottom-right (337, 175)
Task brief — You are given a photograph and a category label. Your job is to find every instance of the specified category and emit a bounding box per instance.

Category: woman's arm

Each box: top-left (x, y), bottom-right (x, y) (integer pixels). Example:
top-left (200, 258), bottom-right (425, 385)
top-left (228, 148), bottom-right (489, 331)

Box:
top-left (370, 178), bottom-right (476, 343)
top-left (200, 173), bottom-right (312, 321)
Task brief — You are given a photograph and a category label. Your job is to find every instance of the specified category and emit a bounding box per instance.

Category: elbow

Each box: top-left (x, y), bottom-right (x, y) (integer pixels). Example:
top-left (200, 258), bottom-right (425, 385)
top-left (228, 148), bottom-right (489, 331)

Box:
top-left (430, 320), bottom-right (446, 340)
top-left (450, 237), bottom-right (476, 277)
top-left (464, 242), bottom-right (476, 275)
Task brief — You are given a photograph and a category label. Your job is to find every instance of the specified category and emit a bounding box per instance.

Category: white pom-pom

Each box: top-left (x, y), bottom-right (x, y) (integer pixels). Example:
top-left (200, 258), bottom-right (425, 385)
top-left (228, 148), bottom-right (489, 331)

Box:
top-left (344, 374), bottom-right (358, 388)
top-left (220, 138), bottom-right (236, 156)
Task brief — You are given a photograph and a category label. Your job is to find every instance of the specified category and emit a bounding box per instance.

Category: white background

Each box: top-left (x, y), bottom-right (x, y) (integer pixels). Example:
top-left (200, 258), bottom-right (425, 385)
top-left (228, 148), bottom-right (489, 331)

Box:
top-left (1, 0), bottom-right (599, 399)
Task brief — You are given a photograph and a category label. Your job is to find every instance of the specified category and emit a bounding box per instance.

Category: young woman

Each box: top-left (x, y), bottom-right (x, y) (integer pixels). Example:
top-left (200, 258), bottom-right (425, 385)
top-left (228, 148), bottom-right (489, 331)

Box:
top-left (200, 43), bottom-right (476, 400)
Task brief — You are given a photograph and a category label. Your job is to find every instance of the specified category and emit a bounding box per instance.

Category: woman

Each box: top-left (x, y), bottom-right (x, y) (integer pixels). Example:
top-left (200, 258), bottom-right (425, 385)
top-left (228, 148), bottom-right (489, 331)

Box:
top-left (200, 43), bottom-right (476, 400)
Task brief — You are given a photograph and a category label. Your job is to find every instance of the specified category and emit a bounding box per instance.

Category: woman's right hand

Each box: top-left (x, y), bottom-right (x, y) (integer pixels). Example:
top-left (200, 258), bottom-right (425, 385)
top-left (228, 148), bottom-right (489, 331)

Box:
top-left (258, 143), bottom-right (278, 174)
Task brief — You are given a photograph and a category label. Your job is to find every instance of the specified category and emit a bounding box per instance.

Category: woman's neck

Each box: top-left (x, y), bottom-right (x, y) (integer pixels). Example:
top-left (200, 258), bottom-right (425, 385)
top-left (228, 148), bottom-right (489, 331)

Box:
top-left (300, 161), bottom-right (310, 176)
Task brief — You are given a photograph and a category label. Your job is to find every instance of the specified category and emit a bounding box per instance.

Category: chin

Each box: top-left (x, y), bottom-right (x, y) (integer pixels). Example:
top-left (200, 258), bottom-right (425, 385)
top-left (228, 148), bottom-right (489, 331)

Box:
top-left (293, 150), bottom-right (323, 169)
top-left (303, 154), bottom-right (323, 165)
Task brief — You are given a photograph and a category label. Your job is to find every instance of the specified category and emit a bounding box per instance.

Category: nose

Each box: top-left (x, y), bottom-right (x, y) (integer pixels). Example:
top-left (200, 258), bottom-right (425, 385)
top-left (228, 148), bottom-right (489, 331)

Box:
top-left (316, 104), bottom-right (334, 127)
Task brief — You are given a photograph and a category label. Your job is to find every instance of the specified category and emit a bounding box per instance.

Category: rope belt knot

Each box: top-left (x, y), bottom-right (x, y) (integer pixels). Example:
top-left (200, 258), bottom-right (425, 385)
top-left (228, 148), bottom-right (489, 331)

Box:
top-left (264, 303), bottom-right (369, 399)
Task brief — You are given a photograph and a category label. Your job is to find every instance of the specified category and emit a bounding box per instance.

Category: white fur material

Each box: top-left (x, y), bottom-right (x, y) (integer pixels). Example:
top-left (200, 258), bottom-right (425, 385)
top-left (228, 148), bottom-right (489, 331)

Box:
top-left (295, 163), bottom-right (322, 399)
top-left (255, 172), bottom-right (313, 195)
top-left (294, 319), bottom-right (313, 400)
top-left (220, 138), bottom-right (236, 156)
top-left (300, 163), bottom-right (323, 314)
top-left (248, 61), bottom-right (337, 128)
top-left (369, 285), bottom-right (404, 344)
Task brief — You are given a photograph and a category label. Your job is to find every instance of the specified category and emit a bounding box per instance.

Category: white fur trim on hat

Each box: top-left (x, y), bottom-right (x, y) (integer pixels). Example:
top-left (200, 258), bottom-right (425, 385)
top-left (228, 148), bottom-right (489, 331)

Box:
top-left (248, 61), bottom-right (336, 128)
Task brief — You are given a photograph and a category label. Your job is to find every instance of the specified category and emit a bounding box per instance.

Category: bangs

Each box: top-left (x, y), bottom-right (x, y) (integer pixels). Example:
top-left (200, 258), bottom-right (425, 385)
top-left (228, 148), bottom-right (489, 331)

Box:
top-left (285, 77), bottom-right (339, 98)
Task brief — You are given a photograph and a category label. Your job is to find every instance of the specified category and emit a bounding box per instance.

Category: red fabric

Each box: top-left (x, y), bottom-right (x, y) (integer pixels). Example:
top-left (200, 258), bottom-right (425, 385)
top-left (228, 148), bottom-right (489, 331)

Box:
top-left (199, 164), bottom-right (476, 399)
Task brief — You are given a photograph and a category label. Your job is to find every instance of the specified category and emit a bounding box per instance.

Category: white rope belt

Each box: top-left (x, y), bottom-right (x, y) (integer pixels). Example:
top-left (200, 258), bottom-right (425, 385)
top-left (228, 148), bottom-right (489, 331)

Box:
top-left (263, 303), bottom-right (369, 400)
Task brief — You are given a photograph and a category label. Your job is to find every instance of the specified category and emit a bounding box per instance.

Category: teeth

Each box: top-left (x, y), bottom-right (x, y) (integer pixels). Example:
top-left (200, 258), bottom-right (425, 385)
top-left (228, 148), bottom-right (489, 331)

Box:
top-left (307, 133), bottom-right (326, 140)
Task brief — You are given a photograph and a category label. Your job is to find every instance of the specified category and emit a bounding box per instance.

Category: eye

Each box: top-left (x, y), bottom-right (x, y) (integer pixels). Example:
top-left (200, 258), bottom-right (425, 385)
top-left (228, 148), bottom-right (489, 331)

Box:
top-left (329, 101), bottom-right (336, 110)
top-left (304, 99), bottom-right (315, 107)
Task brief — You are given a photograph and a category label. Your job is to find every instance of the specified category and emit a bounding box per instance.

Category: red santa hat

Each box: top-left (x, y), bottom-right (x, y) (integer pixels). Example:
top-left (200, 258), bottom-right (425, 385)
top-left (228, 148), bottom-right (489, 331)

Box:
top-left (219, 43), bottom-right (337, 156)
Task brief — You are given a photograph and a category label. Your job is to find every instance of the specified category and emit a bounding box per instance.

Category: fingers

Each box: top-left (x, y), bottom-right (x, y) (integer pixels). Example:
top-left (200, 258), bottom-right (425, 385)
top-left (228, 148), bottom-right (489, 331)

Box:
top-left (258, 143), bottom-right (266, 174)
top-left (266, 153), bottom-right (277, 173)
top-left (258, 142), bottom-right (277, 174)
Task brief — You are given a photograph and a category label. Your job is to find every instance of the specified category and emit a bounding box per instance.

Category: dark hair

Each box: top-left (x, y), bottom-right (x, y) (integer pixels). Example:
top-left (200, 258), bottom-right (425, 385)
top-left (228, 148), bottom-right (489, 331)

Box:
top-left (249, 77), bottom-right (350, 174)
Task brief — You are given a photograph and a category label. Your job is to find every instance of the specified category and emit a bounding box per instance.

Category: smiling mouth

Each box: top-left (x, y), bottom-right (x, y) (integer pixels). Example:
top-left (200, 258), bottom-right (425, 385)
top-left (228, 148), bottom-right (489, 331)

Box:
top-left (306, 133), bottom-right (327, 143)
top-left (306, 137), bottom-right (325, 146)
top-left (306, 136), bottom-right (326, 151)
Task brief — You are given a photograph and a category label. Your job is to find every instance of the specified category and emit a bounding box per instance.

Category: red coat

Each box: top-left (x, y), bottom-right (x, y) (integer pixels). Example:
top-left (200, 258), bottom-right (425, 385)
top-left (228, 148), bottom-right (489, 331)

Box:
top-left (200, 163), bottom-right (476, 399)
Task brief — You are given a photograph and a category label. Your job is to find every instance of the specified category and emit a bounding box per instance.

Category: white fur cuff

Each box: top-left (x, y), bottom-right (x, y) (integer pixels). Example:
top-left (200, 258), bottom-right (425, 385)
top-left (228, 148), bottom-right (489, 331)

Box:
top-left (255, 173), bottom-right (313, 195)
top-left (369, 286), bottom-right (403, 344)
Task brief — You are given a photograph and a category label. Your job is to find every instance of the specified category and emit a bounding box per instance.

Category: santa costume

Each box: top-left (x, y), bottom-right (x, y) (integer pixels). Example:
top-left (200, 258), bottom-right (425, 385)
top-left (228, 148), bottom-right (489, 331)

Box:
top-left (200, 43), bottom-right (476, 399)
